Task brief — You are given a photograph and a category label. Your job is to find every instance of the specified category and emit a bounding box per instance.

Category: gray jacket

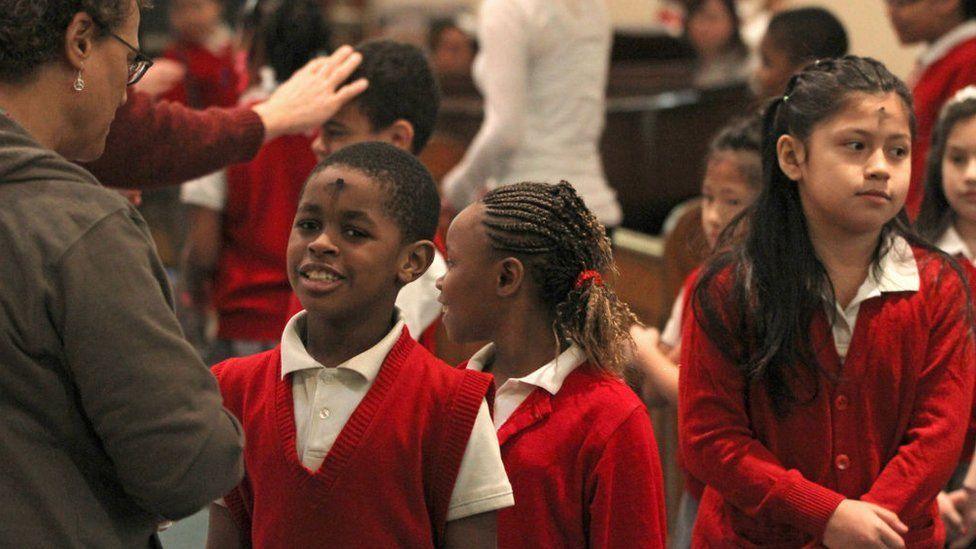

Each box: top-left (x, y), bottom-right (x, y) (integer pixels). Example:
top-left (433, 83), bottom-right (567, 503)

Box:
top-left (0, 115), bottom-right (243, 547)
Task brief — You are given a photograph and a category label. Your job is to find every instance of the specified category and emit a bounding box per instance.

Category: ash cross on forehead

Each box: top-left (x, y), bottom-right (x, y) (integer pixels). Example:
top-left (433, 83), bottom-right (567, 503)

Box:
top-left (327, 177), bottom-right (346, 198)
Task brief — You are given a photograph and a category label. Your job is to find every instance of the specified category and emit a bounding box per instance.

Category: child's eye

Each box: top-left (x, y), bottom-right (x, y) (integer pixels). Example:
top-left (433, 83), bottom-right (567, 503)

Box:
top-left (295, 219), bottom-right (320, 231)
top-left (343, 226), bottom-right (369, 239)
top-left (891, 147), bottom-right (909, 159)
top-left (724, 198), bottom-right (742, 207)
top-left (950, 154), bottom-right (968, 166)
top-left (844, 141), bottom-right (865, 151)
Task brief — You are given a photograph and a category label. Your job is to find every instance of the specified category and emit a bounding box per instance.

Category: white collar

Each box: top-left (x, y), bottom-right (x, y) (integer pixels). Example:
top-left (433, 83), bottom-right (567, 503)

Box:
top-left (466, 343), bottom-right (587, 396)
top-left (279, 310), bottom-right (406, 382)
top-left (937, 224), bottom-right (976, 261)
top-left (836, 234), bottom-right (920, 314)
top-left (918, 20), bottom-right (976, 71)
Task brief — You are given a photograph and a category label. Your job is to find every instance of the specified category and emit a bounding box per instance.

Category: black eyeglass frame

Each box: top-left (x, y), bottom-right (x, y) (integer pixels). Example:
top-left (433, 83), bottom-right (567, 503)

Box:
top-left (105, 31), bottom-right (154, 86)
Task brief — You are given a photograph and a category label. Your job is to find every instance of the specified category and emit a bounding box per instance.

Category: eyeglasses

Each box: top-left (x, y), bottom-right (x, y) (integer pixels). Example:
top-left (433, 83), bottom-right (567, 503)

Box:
top-left (106, 31), bottom-right (153, 86)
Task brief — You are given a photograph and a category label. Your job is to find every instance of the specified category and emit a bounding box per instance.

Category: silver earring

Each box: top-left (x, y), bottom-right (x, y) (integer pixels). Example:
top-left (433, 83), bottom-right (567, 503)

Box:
top-left (73, 71), bottom-right (85, 92)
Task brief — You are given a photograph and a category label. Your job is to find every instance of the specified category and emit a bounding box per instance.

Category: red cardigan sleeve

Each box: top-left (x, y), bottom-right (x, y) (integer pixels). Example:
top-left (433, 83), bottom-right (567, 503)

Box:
top-left (861, 266), bottom-right (976, 517)
top-left (587, 407), bottom-right (668, 549)
top-left (678, 305), bottom-right (846, 537)
top-left (81, 90), bottom-right (265, 189)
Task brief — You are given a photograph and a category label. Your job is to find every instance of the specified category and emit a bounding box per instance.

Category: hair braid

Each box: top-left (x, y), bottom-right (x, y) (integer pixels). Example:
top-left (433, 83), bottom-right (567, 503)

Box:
top-left (481, 181), bottom-right (638, 375)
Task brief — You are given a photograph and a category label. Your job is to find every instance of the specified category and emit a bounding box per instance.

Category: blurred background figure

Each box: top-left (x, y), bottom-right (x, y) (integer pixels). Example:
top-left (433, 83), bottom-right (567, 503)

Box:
top-left (428, 16), bottom-right (477, 78)
top-left (751, 7), bottom-right (848, 100)
top-left (682, 0), bottom-right (749, 89)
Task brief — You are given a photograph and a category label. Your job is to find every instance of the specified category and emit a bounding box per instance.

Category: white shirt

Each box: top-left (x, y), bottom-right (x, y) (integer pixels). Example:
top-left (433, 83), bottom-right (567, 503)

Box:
top-left (827, 235), bottom-right (920, 361)
top-left (280, 311), bottom-right (514, 520)
top-left (660, 286), bottom-right (686, 350)
top-left (441, 0), bottom-right (622, 226)
top-left (465, 343), bottom-right (586, 428)
top-left (937, 224), bottom-right (976, 263)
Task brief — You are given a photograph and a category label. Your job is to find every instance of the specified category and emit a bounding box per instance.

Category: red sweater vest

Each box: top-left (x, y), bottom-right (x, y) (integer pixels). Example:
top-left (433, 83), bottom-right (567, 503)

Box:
top-left (459, 362), bottom-right (667, 548)
top-left (214, 134), bottom-right (317, 341)
top-left (680, 247), bottom-right (976, 547)
top-left (212, 329), bottom-right (492, 547)
top-left (909, 36), bottom-right (976, 218)
top-left (162, 40), bottom-right (243, 109)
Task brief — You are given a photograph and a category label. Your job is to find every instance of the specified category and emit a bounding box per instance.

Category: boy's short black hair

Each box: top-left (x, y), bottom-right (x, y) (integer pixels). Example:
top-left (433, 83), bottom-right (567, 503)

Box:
top-left (766, 8), bottom-right (848, 65)
top-left (311, 142), bottom-right (440, 243)
top-left (347, 40), bottom-right (440, 154)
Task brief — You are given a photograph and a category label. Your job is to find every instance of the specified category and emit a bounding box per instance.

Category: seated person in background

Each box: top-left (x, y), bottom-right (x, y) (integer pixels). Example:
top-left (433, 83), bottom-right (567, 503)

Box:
top-left (161, 0), bottom-right (243, 109)
top-left (206, 142), bottom-right (512, 548)
top-left (428, 17), bottom-right (477, 78)
top-left (752, 7), bottom-right (849, 100)
top-left (683, 0), bottom-right (749, 89)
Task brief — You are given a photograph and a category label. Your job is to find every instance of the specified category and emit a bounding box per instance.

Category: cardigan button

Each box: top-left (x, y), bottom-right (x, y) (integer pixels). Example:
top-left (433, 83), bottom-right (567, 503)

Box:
top-left (835, 454), bottom-right (850, 470)
top-left (835, 395), bottom-right (849, 410)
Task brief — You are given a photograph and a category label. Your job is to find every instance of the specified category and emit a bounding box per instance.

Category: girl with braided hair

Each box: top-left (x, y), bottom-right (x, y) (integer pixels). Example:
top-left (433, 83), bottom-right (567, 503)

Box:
top-left (681, 56), bottom-right (975, 547)
top-left (436, 181), bottom-right (667, 548)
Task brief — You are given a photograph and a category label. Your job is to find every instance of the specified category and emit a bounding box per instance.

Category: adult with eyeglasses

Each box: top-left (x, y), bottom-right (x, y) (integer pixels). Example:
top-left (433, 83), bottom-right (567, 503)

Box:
top-left (0, 1), bottom-right (257, 546)
top-left (885, 0), bottom-right (976, 219)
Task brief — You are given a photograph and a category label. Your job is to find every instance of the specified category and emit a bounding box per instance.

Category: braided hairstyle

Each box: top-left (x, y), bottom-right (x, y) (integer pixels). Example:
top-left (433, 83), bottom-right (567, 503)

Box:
top-left (480, 181), bottom-right (637, 375)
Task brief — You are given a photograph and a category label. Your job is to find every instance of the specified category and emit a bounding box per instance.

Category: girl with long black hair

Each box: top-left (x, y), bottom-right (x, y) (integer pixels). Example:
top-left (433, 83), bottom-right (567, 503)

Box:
top-left (679, 56), bottom-right (975, 547)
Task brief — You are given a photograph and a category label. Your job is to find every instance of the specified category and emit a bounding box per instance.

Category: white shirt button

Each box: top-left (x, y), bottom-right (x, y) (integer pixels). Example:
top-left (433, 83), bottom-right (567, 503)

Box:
top-left (318, 407), bottom-right (331, 419)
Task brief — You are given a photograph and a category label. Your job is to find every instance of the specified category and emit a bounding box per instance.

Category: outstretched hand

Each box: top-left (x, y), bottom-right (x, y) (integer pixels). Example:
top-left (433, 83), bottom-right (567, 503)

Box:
top-left (252, 45), bottom-right (369, 142)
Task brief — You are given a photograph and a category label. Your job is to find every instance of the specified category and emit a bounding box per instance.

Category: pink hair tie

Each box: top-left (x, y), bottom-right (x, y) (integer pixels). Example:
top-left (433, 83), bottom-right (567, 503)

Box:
top-left (574, 270), bottom-right (603, 290)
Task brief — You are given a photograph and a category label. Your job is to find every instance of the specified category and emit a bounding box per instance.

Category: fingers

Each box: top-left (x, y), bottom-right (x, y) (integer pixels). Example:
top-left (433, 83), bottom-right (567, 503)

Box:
top-left (323, 51), bottom-right (364, 90)
top-left (877, 524), bottom-right (905, 549)
top-left (333, 78), bottom-right (369, 103)
top-left (870, 504), bottom-right (908, 534)
top-left (941, 492), bottom-right (965, 534)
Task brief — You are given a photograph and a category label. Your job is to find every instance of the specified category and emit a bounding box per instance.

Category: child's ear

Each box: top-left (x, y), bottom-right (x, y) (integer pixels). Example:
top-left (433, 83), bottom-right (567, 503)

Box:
top-left (777, 134), bottom-right (806, 182)
top-left (383, 120), bottom-right (416, 153)
top-left (496, 257), bottom-right (525, 298)
top-left (396, 240), bottom-right (435, 285)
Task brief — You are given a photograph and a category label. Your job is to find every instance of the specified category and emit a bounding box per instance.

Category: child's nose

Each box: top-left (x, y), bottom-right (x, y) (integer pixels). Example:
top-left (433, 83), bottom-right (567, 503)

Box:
top-left (308, 231), bottom-right (338, 255)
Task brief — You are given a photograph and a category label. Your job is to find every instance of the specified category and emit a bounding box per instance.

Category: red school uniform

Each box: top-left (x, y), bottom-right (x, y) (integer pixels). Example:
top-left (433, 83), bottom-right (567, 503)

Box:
top-left (679, 244), bottom-right (976, 547)
top-left (212, 329), bottom-right (492, 547)
top-left (462, 357), bottom-right (668, 548)
top-left (161, 33), bottom-right (244, 109)
top-left (908, 23), bottom-right (976, 218)
top-left (214, 133), bottom-right (317, 341)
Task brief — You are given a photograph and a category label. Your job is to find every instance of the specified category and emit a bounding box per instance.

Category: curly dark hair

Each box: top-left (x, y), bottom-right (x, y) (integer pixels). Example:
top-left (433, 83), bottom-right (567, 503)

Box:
top-left (480, 181), bottom-right (638, 375)
top-left (311, 141), bottom-right (440, 244)
top-left (0, 0), bottom-right (152, 83)
top-left (346, 40), bottom-right (440, 155)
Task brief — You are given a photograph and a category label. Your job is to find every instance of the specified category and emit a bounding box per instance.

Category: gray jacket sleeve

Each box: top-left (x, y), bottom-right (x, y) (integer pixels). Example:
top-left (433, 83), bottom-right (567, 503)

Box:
top-left (55, 207), bottom-right (244, 520)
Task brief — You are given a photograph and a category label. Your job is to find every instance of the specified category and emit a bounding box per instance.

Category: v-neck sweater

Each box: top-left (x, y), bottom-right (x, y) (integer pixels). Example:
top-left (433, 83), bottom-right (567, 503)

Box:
top-left (679, 246), bottom-right (976, 547)
top-left (213, 330), bottom-right (492, 547)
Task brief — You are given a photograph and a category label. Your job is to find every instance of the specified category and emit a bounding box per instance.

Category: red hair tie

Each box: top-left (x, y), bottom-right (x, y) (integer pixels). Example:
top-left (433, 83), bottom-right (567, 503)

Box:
top-left (574, 270), bottom-right (603, 290)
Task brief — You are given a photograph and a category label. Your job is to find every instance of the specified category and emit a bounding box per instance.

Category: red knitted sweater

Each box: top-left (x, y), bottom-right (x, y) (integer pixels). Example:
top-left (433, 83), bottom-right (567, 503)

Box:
top-left (212, 329), bottom-right (492, 547)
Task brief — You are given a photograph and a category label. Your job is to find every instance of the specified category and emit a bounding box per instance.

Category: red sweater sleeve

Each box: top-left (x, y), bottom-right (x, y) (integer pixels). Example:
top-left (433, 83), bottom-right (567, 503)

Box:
top-left (587, 407), bottom-right (668, 549)
top-left (81, 90), bottom-right (265, 189)
top-left (861, 267), bottom-right (976, 517)
top-left (678, 309), bottom-right (846, 537)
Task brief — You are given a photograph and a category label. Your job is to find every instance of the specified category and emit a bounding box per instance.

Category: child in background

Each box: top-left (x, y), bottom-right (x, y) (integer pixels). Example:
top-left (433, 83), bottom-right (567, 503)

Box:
top-left (181, 0), bottom-right (333, 362)
top-left (207, 143), bottom-right (513, 548)
top-left (437, 181), bottom-right (667, 548)
top-left (752, 7), bottom-right (848, 100)
top-left (631, 115), bottom-right (761, 549)
top-left (162, 0), bottom-right (244, 109)
top-left (428, 18), bottom-right (477, 78)
top-left (886, 0), bottom-right (976, 217)
top-left (683, 0), bottom-right (749, 89)
top-left (680, 55), bottom-right (975, 547)
top-left (915, 85), bottom-right (976, 547)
